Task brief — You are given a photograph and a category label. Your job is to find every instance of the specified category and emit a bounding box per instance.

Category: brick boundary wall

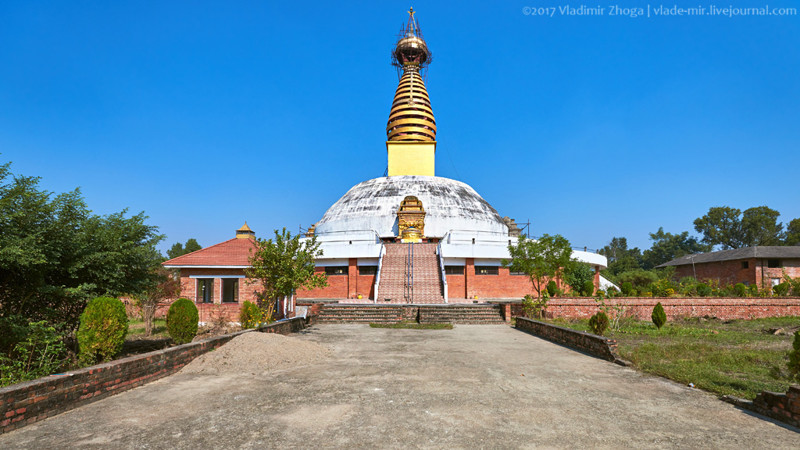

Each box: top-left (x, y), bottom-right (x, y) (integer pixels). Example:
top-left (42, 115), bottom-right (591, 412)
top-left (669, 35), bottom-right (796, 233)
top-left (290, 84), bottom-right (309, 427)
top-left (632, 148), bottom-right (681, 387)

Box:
top-left (508, 297), bottom-right (800, 321)
top-left (514, 317), bottom-right (626, 365)
top-left (0, 317), bottom-right (310, 435)
top-left (723, 386), bottom-right (800, 429)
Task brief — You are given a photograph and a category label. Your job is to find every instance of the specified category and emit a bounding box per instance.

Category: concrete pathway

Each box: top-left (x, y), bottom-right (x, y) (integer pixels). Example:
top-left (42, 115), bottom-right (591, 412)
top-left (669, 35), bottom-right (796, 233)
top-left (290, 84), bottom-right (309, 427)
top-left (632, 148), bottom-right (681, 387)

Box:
top-left (0, 325), bottom-right (797, 448)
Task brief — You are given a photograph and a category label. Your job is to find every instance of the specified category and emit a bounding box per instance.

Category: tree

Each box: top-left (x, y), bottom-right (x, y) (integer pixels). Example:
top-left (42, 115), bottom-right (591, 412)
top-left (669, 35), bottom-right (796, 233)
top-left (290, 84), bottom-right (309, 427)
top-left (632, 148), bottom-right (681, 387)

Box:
top-left (641, 227), bottom-right (710, 269)
top-left (786, 218), bottom-right (800, 246)
top-left (134, 268), bottom-right (180, 336)
top-left (0, 161), bottom-right (164, 329)
top-left (245, 228), bottom-right (327, 312)
top-left (563, 260), bottom-right (594, 295)
top-left (166, 238), bottom-right (202, 259)
top-left (599, 237), bottom-right (642, 275)
top-left (503, 234), bottom-right (573, 299)
top-left (694, 206), bottom-right (784, 249)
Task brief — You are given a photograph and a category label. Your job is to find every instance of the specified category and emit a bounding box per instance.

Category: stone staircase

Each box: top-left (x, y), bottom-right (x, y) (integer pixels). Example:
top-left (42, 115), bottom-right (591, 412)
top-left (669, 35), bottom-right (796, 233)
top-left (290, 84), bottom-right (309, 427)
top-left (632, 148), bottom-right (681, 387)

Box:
top-left (377, 243), bottom-right (445, 303)
top-left (317, 304), bottom-right (506, 324)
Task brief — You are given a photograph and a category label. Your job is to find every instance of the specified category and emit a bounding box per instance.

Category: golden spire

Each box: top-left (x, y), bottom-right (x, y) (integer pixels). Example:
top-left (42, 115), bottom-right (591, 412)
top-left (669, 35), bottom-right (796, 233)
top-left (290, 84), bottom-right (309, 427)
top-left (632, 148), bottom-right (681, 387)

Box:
top-left (236, 222), bottom-right (255, 239)
top-left (386, 8), bottom-right (436, 142)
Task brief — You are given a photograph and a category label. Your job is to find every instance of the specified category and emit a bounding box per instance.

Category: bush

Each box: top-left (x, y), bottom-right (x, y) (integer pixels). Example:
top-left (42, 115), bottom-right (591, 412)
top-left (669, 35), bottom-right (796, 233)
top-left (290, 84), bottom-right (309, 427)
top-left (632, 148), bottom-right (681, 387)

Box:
top-left (651, 302), bottom-right (667, 329)
top-left (563, 261), bottom-right (594, 295)
top-left (166, 298), bottom-right (199, 344)
top-left (581, 280), bottom-right (595, 297)
top-left (696, 283), bottom-right (712, 297)
top-left (773, 282), bottom-right (789, 296)
top-left (239, 301), bottom-right (262, 329)
top-left (546, 280), bottom-right (560, 298)
top-left (788, 331), bottom-right (800, 383)
top-left (77, 297), bottom-right (128, 365)
top-left (621, 282), bottom-right (634, 296)
top-left (733, 283), bottom-right (748, 298)
top-left (606, 286), bottom-right (619, 298)
top-left (0, 315), bottom-right (30, 356)
top-left (522, 294), bottom-right (548, 319)
top-left (588, 311), bottom-right (609, 336)
top-left (0, 321), bottom-right (67, 387)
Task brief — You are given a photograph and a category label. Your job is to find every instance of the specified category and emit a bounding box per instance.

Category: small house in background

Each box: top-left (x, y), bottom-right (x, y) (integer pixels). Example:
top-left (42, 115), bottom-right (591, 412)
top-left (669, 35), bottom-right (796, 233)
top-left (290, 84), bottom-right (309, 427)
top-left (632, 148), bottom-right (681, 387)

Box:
top-left (162, 223), bottom-right (297, 323)
top-left (657, 246), bottom-right (800, 290)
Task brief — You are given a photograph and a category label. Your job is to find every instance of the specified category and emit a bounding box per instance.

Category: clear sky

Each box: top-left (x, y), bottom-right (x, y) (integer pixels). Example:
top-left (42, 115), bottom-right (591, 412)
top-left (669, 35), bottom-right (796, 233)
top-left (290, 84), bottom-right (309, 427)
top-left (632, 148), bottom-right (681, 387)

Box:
top-left (1, 1), bottom-right (798, 254)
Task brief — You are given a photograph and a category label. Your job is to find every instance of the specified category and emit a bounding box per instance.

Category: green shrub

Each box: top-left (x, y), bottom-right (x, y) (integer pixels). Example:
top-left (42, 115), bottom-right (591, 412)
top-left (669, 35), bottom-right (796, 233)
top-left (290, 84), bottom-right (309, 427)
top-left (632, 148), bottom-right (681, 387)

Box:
top-left (166, 298), bottom-right (199, 344)
top-left (239, 301), bottom-right (262, 329)
top-left (773, 282), bottom-right (789, 296)
top-left (733, 283), bottom-right (748, 298)
top-left (788, 331), bottom-right (800, 382)
top-left (563, 261), bottom-right (594, 295)
top-left (0, 315), bottom-right (30, 356)
top-left (621, 282), bottom-right (634, 296)
top-left (522, 294), bottom-right (548, 319)
top-left (696, 283), bottom-right (712, 297)
top-left (0, 321), bottom-right (67, 387)
top-left (582, 280), bottom-right (595, 297)
top-left (651, 302), bottom-right (667, 329)
top-left (546, 280), bottom-right (560, 298)
top-left (606, 286), bottom-right (619, 298)
top-left (588, 311), bottom-right (609, 336)
top-left (77, 297), bottom-right (128, 365)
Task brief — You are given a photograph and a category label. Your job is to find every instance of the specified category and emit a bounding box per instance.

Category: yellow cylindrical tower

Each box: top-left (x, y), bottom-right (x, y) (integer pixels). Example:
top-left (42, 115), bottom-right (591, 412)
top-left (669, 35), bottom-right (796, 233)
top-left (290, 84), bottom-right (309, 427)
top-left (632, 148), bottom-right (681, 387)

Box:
top-left (386, 8), bottom-right (437, 177)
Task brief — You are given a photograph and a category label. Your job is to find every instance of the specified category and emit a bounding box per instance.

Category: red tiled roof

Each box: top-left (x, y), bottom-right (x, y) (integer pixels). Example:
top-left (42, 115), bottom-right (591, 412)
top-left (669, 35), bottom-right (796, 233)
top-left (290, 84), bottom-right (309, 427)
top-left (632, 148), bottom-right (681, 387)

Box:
top-left (162, 237), bottom-right (257, 267)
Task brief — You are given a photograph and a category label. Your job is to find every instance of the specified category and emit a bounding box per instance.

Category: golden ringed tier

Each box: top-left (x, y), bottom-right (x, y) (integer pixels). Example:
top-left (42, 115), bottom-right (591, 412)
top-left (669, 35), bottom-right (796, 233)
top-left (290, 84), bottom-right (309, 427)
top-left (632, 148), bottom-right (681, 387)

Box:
top-left (386, 67), bottom-right (436, 142)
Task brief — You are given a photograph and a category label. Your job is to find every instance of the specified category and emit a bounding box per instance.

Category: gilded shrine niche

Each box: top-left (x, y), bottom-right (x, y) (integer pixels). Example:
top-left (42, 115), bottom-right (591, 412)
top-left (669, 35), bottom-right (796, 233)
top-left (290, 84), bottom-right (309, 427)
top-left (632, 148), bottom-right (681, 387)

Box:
top-left (397, 196), bottom-right (425, 243)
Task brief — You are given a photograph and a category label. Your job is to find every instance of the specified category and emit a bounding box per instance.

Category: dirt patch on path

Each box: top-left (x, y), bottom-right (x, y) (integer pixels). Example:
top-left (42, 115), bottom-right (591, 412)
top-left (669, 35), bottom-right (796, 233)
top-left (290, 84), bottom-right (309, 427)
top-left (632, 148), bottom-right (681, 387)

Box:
top-left (181, 331), bottom-right (331, 376)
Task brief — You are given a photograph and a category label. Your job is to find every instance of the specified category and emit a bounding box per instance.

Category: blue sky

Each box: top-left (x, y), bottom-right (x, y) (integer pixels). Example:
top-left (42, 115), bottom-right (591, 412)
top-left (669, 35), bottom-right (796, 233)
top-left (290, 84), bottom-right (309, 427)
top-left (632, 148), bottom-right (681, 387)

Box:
top-left (1, 1), bottom-right (798, 254)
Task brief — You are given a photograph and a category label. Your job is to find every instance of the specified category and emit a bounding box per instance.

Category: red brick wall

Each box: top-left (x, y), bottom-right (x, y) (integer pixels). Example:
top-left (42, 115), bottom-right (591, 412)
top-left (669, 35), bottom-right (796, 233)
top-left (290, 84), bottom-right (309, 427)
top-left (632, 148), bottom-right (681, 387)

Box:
top-left (296, 259), bottom-right (377, 300)
top-left (673, 258), bottom-right (800, 290)
top-left (531, 297), bottom-right (800, 320)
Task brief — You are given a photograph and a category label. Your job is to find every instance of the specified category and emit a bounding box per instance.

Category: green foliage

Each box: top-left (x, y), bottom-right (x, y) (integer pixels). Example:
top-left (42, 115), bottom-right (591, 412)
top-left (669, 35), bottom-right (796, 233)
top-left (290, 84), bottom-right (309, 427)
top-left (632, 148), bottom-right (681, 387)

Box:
top-left (166, 238), bottom-right (202, 259)
top-left (563, 261), bottom-right (594, 295)
top-left (239, 301), bottom-right (263, 329)
top-left (733, 283), bottom-right (748, 298)
top-left (649, 278), bottom-right (676, 297)
top-left (0, 162), bottom-right (164, 329)
top-left (613, 269), bottom-right (659, 295)
top-left (166, 298), bottom-right (199, 344)
top-left (0, 315), bottom-right (29, 356)
top-left (0, 320), bottom-right (67, 387)
top-left (621, 282), bottom-right (634, 296)
top-left (641, 227), bottom-right (710, 269)
top-left (785, 218), bottom-right (800, 246)
top-left (134, 268), bottom-right (180, 337)
top-left (694, 205), bottom-right (785, 249)
top-left (504, 234), bottom-right (572, 299)
top-left (588, 311), bottom-right (609, 336)
top-left (581, 279), bottom-right (595, 297)
top-left (546, 280), bottom-right (560, 297)
top-left (788, 331), bottom-right (800, 382)
top-left (772, 282), bottom-right (789, 296)
top-left (77, 297), bottom-right (128, 365)
top-left (246, 228), bottom-right (327, 304)
top-left (521, 294), bottom-right (548, 319)
top-left (598, 237), bottom-right (643, 276)
top-left (651, 302), bottom-right (667, 329)
top-left (696, 283), bottom-right (712, 297)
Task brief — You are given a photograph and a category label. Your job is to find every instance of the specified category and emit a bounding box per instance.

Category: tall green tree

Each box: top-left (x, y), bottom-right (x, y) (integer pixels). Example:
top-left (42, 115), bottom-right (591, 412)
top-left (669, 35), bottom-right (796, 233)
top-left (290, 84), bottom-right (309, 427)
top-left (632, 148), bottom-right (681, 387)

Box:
top-left (166, 238), bottom-right (202, 259)
top-left (598, 237), bottom-right (642, 275)
top-left (694, 206), bottom-right (785, 249)
top-left (503, 234), bottom-right (573, 299)
top-left (641, 228), bottom-right (710, 269)
top-left (0, 162), bottom-right (164, 329)
top-left (786, 218), bottom-right (800, 246)
top-left (245, 228), bottom-right (327, 305)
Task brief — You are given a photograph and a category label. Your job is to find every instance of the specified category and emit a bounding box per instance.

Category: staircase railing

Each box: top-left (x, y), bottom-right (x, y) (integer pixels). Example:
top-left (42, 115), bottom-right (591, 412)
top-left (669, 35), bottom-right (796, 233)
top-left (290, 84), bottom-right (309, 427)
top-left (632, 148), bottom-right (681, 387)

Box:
top-left (436, 239), bottom-right (448, 303)
top-left (373, 242), bottom-right (386, 304)
top-left (403, 242), bottom-right (414, 303)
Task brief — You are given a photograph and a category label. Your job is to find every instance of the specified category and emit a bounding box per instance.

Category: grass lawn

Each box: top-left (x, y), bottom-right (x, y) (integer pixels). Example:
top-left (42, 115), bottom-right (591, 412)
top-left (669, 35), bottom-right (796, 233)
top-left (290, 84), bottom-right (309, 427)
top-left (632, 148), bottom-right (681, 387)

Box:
top-left (546, 316), bottom-right (800, 400)
top-left (127, 318), bottom-right (169, 339)
top-left (369, 322), bottom-right (453, 330)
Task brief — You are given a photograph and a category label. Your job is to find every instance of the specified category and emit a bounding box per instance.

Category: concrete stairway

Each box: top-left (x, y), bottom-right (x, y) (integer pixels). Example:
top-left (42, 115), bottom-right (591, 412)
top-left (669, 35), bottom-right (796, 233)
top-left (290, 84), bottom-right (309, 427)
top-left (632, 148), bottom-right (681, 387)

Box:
top-left (317, 305), bottom-right (405, 323)
top-left (377, 243), bottom-right (445, 303)
top-left (418, 305), bottom-right (505, 324)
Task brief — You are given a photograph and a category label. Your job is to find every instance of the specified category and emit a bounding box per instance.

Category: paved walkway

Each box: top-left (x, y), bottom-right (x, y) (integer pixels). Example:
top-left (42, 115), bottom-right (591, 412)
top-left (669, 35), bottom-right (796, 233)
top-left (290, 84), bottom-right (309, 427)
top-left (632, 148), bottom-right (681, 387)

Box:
top-left (0, 325), bottom-right (797, 448)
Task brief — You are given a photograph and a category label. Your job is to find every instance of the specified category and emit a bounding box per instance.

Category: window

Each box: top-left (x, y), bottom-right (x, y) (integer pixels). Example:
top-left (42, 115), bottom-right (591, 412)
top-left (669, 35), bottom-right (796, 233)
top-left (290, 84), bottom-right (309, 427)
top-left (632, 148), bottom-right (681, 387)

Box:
top-left (444, 265), bottom-right (464, 275)
top-left (325, 266), bottom-right (348, 275)
top-left (767, 259), bottom-right (781, 268)
top-left (358, 266), bottom-right (377, 275)
top-left (475, 266), bottom-right (499, 275)
top-left (771, 278), bottom-right (781, 287)
top-left (741, 261), bottom-right (749, 269)
top-left (222, 278), bottom-right (239, 303)
top-left (197, 278), bottom-right (213, 303)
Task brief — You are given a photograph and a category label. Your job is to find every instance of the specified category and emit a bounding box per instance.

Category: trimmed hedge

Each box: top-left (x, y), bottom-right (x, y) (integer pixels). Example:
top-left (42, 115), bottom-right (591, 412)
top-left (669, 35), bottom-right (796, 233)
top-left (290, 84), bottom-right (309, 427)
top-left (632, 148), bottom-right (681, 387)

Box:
top-left (77, 297), bottom-right (128, 364)
top-left (166, 298), bottom-right (199, 344)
